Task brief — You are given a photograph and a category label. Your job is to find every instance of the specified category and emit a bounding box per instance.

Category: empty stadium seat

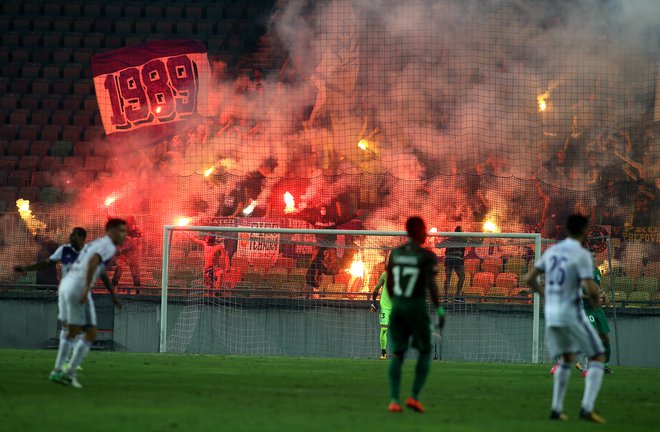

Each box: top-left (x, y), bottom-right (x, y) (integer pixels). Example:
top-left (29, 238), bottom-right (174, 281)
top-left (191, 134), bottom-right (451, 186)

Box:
top-left (83, 126), bottom-right (103, 141)
top-left (13, 48), bottom-right (30, 64)
top-left (31, 79), bottom-right (51, 95)
top-left (18, 186), bottom-right (39, 202)
top-left (464, 258), bottom-right (481, 274)
top-left (495, 272), bottom-right (518, 289)
top-left (40, 186), bottom-right (60, 203)
top-left (472, 272), bottom-right (495, 288)
top-left (31, 171), bottom-right (52, 188)
top-left (30, 110), bottom-right (50, 126)
top-left (19, 95), bottom-right (39, 111)
top-left (84, 156), bottom-right (105, 171)
top-left (104, 3), bottom-right (122, 19)
top-left (63, 156), bottom-right (84, 170)
top-left (21, 32), bottom-right (42, 48)
top-left (9, 78), bottom-right (30, 95)
top-left (74, 18), bottom-right (93, 34)
top-left (482, 256), bottom-right (502, 274)
top-left (2, 33), bottom-right (20, 48)
top-left (30, 141), bottom-right (51, 158)
top-left (0, 156), bottom-right (18, 170)
top-left (52, 109), bottom-right (72, 125)
top-left (1, 94), bottom-right (19, 110)
top-left (9, 110), bottom-right (29, 126)
top-left (487, 286), bottom-right (509, 303)
top-left (51, 141), bottom-right (73, 158)
top-left (0, 125), bottom-right (17, 141)
top-left (71, 111), bottom-right (92, 127)
top-left (8, 171), bottom-right (30, 188)
top-left (19, 156), bottom-right (40, 171)
top-left (33, 17), bottom-right (52, 32)
top-left (38, 156), bottom-right (62, 171)
top-left (145, 5), bottom-right (163, 18)
top-left (186, 5), bottom-right (203, 19)
top-left (12, 17), bottom-right (30, 32)
top-left (42, 32), bottom-right (63, 49)
top-left (53, 18), bottom-right (73, 33)
top-left (19, 125), bottom-right (40, 141)
top-left (43, 3), bottom-right (62, 16)
top-left (124, 4), bottom-right (144, 19)
top-left (8, 140), bottom-right (30, 157)
top-left (0, 186), bottom-right (18, 204)
top-left (83, 33), bottom-right (103, 50)
top-left (196, 20), bottom-right (215, 35)
top-left (41, 125), bottom-right (61, 141)
top-left (63, 126), bottom-right (83, 143)
top-left (0, 77), bottom-right (8, 93)
top-left (0, 170), bottom-right (7, 186)
top-left (73, 80), bottom-right (92, 96)
top-left (73, 141), bottom-right (92, 157)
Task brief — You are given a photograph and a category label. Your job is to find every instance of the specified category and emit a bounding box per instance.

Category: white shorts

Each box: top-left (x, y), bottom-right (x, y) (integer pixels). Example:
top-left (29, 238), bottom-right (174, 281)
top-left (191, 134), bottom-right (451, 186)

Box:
top-left (545, 318), bottom-right (604, 359)
top-left (58, 278), bottom-right (97, 327)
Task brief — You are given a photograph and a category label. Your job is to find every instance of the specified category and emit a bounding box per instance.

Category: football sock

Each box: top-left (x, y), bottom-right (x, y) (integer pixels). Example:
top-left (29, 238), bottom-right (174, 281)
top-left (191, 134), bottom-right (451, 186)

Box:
top-left (379, 328), bottom-right (388, 351)
top-left (605, 344), bottom-right (611, 365)
top-left (582, 361), bottom-right (604, 412)
top-left (68, 338), bottom-right (92, 376)
top-left (412, 352), bottom-right (431, 400)
top-left (551, 361), bottom-right (571, 412)
top-left (54, 330), bottom-right (74, 372)
top-left (389, 355), bottom-right (404, 403)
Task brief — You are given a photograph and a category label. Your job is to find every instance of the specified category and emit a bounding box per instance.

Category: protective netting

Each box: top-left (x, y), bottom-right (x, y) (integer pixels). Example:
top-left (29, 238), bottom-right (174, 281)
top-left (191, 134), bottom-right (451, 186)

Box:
top-left (162, 228), bottom-right (541, 360)
top-left (0, 0), bottom-right (658, 302)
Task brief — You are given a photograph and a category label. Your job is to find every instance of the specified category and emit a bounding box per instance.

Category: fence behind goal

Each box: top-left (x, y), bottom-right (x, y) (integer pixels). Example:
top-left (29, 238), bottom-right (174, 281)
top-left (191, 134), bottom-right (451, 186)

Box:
top-left (160, 226), bottom-right (542, 362)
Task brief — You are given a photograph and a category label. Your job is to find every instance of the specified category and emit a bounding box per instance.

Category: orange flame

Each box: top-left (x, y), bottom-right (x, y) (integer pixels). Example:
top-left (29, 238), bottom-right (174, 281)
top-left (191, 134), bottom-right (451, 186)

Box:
top-left (430, 227), bottom-right (438, 233)
top-left (348, 256), bottom-right (365, 278)
top-left (483, 220), bottom-right (500, 233)
top-left (155, 106), bottom-right (162, 114)
top-left (204, 167), bottom-right (215, 178)
top-left (242, 200), bottom-right (257, 216)
top-left (16, 199), bottom-right (46, 235)
top-left (358, 139), bottom-right (369, 151)
top-left (537, 92), bottom-right (548, 112)
top-left (104, 194), bottom-right (116, 207)
top-left (284, 192), bottom-right (296, 213)
top-left (175, 217), bottom-right (191, 227)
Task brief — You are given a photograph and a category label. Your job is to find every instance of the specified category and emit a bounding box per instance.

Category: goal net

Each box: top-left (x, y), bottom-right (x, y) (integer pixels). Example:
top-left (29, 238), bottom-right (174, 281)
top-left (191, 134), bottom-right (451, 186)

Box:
top-left (160, 225), bottom-right (542, 362)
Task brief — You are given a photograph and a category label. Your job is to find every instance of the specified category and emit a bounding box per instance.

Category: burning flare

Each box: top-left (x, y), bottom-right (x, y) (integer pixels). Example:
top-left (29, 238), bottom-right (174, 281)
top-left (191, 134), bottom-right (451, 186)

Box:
top-left (483, 220), bottom-right (500, 233)
top-left (357, 139), bottom-right (369, 151)
top-left (104, 194), bottom-right (116, 207)
top-left (175, 217), bottom-right (191, 227)
top-left (204, 166), bottom-right (215, 178)
top-left (429, 227), bottom-right (438, 233)
top-left (243, 200), bottom-right (257, 216)
top-left (348, 256), bottom-right (365, 278)
top-left (284, 192), bottom-right (296, 213)
top-left (16, 199), bottom-right (46, 235)
top-left (537, 92), bottom-right (549, 112)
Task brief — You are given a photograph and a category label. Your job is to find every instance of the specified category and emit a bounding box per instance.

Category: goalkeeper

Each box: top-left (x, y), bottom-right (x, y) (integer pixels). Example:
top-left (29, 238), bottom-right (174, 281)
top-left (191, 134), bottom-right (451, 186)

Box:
top-left (579, 251), bottom-right (613, 374)
top-left (371, 271), bottom-right (391, 360)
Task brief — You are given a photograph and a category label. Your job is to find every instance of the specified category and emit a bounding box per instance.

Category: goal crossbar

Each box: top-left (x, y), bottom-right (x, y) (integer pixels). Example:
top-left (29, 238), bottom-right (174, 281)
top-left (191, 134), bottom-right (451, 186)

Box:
top-left (160, 226), bottom-right (542, 361)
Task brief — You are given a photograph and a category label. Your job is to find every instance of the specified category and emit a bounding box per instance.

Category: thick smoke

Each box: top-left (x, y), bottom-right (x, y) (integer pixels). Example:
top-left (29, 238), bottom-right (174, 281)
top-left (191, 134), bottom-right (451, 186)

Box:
top-left (6, 0), bottom-right (659, 283)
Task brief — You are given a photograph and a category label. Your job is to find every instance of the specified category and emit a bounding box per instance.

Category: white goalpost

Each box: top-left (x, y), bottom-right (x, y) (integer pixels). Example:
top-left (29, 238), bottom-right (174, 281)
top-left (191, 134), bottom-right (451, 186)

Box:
top-left (160, 226), bottom-right (542, 362)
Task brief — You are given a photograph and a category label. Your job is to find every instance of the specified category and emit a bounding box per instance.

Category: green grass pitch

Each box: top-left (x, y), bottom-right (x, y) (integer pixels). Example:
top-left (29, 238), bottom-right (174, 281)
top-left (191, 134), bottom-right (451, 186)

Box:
top-left (1, 349), bottom-right (659, 432)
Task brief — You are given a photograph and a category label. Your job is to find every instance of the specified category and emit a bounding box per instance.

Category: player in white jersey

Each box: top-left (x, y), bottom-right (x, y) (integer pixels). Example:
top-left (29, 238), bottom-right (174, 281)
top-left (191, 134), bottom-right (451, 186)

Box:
top-left (525, 214), bottom-right (606, 424)
top-left (50, 219), bottom-right (127, 388)
top-left (15, 227), bottom-right (122, 375)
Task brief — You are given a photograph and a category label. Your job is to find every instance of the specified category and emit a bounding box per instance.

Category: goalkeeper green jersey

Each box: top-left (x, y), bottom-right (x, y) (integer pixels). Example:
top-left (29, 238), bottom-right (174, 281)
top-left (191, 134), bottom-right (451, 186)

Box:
top-left (386, 241), bottom-right (439, 307)
top-left (584, 266), bottom-right (603, 314)
top-left (376, 272), bottom-right (392, 310)
top-left (593, 267), bottom-right (602, 287)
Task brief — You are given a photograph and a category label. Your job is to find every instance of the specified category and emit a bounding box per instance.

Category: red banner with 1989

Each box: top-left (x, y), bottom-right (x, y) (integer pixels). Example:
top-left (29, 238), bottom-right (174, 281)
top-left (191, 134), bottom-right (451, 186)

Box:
top-left (91, 40), bottom-right (212, 137)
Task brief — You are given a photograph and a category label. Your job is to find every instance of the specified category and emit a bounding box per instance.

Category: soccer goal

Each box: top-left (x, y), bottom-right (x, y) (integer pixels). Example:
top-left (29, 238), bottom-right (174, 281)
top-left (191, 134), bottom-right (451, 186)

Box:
top-left (160, 225), bottom-right (542, 362)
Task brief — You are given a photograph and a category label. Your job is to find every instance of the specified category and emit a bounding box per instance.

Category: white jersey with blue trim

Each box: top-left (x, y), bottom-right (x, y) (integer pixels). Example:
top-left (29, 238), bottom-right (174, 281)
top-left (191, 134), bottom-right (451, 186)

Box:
top-left (49, 244), bottom-right (80, 278)
top-left (534, 238), bottom-right (594, 326)
top-left (65, 236), bottom-right (117, 286)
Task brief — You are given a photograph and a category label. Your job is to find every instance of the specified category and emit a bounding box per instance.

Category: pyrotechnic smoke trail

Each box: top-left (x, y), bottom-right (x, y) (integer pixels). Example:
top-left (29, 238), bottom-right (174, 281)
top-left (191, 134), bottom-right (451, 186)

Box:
top-left (16, 199), bottom-right (46, 235)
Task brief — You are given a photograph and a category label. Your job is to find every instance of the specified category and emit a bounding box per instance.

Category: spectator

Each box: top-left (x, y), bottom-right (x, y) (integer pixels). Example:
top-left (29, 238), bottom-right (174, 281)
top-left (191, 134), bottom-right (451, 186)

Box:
top-left (33, 234), bottom-right (60, 287)
top-left (441, 226), bottom-right (467, 303)
top-left (111, 216), bottom-right (143, 288)
top-left (190, 234), bottom-right (230, 291)
top-left (295, 204), bottom-right (361, 292)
